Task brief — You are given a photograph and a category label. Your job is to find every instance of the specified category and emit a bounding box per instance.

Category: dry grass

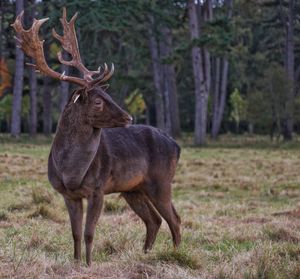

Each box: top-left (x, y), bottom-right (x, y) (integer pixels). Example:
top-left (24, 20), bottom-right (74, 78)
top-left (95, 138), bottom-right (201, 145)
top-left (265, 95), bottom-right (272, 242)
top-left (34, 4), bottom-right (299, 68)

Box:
top-left (0, 134), bottom-right (299, 278)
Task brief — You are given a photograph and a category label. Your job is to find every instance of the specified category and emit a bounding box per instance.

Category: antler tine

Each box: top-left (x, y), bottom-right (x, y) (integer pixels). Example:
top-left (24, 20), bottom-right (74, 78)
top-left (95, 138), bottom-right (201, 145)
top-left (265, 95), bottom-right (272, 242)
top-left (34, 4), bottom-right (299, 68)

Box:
top-left (96, 63), bottom-right (108, 80)
top-left (52, 7), bottom-right (101, 82)
top-left (11, 11), bottom-right (86, 87)
top-left (100, 63), bottom-right (114, 83)
top-left (52, 8), bottom-right (114, 87)
top-left (89, 63), bottom-right (114, 87)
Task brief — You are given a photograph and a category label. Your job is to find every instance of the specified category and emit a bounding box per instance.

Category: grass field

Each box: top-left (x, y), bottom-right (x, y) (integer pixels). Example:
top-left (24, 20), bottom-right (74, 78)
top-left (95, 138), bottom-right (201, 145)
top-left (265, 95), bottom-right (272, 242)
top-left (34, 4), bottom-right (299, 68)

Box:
top-left (0, 134), bottom-right (299, 279)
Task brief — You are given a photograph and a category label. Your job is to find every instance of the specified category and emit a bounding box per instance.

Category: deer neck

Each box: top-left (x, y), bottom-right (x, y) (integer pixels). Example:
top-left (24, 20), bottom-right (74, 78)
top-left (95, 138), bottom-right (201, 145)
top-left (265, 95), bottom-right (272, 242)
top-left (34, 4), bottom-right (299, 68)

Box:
top-left (51, 106), bottom-right (101, 188)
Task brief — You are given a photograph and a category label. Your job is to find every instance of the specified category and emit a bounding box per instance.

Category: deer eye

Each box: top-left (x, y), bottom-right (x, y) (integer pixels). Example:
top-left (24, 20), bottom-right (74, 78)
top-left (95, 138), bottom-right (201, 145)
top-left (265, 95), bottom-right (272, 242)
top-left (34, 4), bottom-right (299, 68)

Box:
top-left (94, 98), bottom-right (104, 109)
top-left (95, 99), bottom-right (103, 105)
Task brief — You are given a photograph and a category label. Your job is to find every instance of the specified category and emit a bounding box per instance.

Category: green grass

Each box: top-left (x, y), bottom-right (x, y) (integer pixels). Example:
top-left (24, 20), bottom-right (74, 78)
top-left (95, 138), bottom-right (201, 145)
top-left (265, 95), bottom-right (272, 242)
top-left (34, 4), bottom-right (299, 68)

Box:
top-left (150, 247), bottom-right (201, 269)
top-left (0, 134), bottom-right (299, 278)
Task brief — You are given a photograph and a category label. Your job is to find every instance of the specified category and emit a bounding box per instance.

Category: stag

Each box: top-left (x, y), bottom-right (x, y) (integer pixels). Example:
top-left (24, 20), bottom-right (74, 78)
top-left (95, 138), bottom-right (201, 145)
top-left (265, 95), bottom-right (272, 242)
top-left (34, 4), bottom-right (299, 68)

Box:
top-left (12, 8), bottom-right (181, 266)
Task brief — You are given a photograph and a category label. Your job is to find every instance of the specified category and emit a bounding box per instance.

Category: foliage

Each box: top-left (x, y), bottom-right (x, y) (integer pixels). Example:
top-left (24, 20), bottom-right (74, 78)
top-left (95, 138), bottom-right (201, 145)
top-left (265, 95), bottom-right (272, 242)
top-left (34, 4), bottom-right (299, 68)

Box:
top-left (0, 94), bottom-right (13, 123)
top-left (1, 0), bottom-right (300, 137)
top-left (0, 58), bottom-right (12, 97)
top-left (0, 94), bottom-right (30, 125)
top-left (124, 89), bottom-right (146, 121)
top-left (247, 64), bottom-right (291, 135)
top-left (229, 88), bottom-right (247, 132)
top-left (247, 90), bottom-right (272, 131)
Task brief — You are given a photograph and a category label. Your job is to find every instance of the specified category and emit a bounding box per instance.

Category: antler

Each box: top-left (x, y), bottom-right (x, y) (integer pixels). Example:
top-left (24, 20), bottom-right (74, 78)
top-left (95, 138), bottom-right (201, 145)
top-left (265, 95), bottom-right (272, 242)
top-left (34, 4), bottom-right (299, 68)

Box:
top-left (11, 8), bottom-right (114, 88)
top-left (52, 7), bottom-right (114, 86)
top-left (11, 11), bottom-right (86, 87)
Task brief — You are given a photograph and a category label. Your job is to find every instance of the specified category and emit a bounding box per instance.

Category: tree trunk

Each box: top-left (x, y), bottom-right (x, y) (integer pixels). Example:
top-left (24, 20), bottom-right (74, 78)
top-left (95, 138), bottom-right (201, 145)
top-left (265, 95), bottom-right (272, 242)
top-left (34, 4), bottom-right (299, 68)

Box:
top-left (157, 37), bottom-right (172, 134)
top-left (60, 51), bottom-right (70, 112)
top-left (211, 57), bottom-right (229, 139)
top-left (203, 1), bottom-right (212, 95)
top-left (283, 0), bottom-right (294, 140)
top-left (295, 64), bottom-right (300, 96)
top-left (43, 76), bottom-right (52, 135)
top-left (42, 43), bottom-right (52, 135)
top-left (211, 57), bottom-right (221, 138)
top-left (161, 68), bottom-right (172, 134)
top-left (215, 58), bottom-right (229, 134)
top-left (0, 0), bottom-right (3, 59)
top-left (28, 0), bottom-right (37, 136)
top-left (248, 122), bottom-right (254, 135)
top-left (163, 27), bottom-right (181, 138)
top-left (149, 19), bottom-right (165, 130)
top-left (146, 107), bottom-right (150, 125)
top-left (211, 0), bottom-right (232, 139)
top-left (188, 0), bottom-right (210, 145)
top-left (29, 59), bottom-right (37, 136)
top-left (11, 0), bottom-right (24, 137)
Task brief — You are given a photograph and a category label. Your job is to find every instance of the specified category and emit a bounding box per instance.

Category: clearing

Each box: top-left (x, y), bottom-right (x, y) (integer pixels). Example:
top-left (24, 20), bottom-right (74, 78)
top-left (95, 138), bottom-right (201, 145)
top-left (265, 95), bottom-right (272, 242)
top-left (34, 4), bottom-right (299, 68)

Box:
top-left (0, 135), bottom-right (299, 278)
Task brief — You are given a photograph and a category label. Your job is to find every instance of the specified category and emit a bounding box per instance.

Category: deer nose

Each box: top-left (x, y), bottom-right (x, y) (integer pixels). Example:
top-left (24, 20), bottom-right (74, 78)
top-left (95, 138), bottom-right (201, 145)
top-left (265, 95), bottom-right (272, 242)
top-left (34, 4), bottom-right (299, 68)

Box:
top-left (125, 115), bottom-right (133, 123)
top-left (122, 115), bottom-right (132, 128)
top-left (122, 113), bottom-right (132, 124)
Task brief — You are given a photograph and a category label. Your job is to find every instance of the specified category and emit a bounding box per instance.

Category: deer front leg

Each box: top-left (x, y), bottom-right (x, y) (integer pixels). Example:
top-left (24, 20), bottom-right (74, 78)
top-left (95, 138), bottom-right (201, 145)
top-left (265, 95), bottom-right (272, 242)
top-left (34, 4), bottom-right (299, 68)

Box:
top-left (64, 198), bottom-right (83, 261)
top-left (84, 191), bottom-right (103, 266)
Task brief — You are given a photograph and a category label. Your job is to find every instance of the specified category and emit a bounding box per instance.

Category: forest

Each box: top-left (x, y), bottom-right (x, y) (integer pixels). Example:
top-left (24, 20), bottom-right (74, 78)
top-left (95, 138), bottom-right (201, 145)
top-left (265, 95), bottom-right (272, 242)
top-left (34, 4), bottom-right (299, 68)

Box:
top-left (1, 0), bottom-right (299, 144)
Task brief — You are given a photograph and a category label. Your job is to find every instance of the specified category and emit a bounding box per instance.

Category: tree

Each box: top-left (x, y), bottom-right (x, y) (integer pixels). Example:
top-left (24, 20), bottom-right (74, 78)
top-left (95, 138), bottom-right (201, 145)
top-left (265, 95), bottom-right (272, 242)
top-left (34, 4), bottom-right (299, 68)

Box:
top-left (247, 64), bottom-right (290, 138)
top-left (5, 0), bottom-right (300, 138)
top-left (148, 2), bottom-right (181, 138)
top-left (283, 0), bottom-right (295, 140)
top-left (257, 0), bottom-right (297, 139)
top-left (188, 0), bottom-right (212, 145)
top-left (159, 26), bottom-right (181, 138)
top-left (43, 75), bottom-right (52, 135)
top-left (42, 42), bottom-right (52, 136)
top-left (149, 15), bottom-right (165, 130)
top-left (11, 0), bottom-right (24, 137)
top-left (229, 88), bottom-right (247, 133)
top-left (211, 0), bottom-right (233, 139)
top-left (28, 0), bottom-right (37, 136)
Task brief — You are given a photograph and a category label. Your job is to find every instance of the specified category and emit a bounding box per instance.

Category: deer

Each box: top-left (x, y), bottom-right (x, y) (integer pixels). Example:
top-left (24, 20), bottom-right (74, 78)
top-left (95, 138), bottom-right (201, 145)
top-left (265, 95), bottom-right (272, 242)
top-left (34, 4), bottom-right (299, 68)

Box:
top-left (12, 8), bottom-right (181, 266)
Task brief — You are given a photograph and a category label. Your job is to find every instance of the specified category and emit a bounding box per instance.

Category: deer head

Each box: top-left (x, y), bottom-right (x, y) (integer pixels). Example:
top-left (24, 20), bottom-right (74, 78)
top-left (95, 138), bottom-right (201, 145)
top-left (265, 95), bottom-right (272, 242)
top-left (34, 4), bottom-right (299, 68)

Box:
top-left (69, 88), bottom-right (132, 128)
top-left (11, 8), bottom-right (132, 128)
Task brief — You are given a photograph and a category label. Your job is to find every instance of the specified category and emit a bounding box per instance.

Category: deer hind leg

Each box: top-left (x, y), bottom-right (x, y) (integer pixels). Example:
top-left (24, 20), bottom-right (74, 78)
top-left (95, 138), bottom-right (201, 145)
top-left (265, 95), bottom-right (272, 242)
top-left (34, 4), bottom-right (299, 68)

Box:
top-left (84, 191), bottom-right (104, 266)
top-left (122, 191), bottom-right (162, 252)
top-left (171, 203), bottom-right (181, 225)
top-left (145, 185), bottom-right (181, 247)
top-left (64, 198), bottom-right (83, 261)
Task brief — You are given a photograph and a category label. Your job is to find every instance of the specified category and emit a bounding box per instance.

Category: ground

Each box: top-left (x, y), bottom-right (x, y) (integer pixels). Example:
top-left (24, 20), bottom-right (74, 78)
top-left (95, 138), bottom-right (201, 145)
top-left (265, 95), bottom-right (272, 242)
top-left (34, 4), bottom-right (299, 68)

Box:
top-left (0, 134), bottom-right (299, 279)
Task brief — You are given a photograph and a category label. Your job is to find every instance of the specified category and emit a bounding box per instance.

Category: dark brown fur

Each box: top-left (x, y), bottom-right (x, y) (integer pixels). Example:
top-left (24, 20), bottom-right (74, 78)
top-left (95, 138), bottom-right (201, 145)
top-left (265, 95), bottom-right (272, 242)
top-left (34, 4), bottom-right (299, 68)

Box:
top-left (48, 87), bottom-right (181, 265)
